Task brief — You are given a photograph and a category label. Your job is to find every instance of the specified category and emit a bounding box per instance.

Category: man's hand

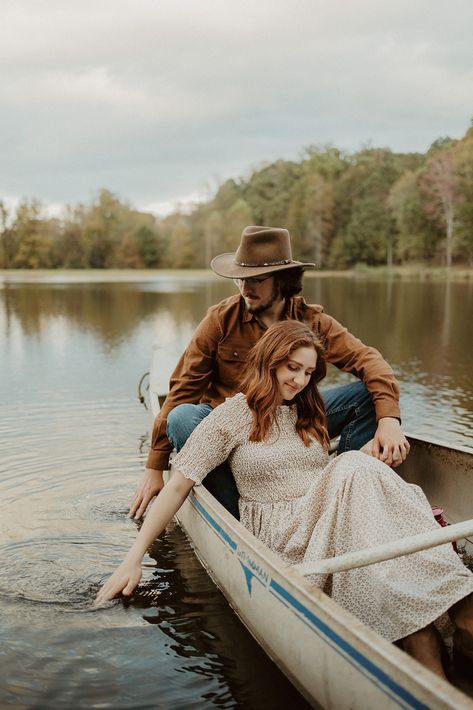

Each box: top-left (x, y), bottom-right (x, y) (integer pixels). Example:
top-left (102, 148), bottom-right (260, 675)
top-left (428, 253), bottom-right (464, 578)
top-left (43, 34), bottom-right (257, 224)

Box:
top-left (128, 468), bottom-right (164, 519)
top-left (371, 417), bottom-right (410, 467)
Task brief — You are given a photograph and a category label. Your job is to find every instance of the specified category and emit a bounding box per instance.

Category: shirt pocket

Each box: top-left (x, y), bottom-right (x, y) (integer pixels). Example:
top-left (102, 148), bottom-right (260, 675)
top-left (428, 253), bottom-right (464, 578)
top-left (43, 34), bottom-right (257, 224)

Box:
top-left (216, 345), bottom-right (250, 388)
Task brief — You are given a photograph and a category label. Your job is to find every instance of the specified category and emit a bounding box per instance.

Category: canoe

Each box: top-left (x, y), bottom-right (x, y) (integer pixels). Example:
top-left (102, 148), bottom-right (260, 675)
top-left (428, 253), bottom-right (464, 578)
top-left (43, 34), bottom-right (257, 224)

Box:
top-left (147, 365), bottom-right (473, 709)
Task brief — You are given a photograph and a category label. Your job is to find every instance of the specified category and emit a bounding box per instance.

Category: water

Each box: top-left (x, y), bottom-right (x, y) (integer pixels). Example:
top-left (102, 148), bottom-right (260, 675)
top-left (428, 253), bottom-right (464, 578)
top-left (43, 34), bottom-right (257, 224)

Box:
top-left (1, 272), bottom-right (472, 708)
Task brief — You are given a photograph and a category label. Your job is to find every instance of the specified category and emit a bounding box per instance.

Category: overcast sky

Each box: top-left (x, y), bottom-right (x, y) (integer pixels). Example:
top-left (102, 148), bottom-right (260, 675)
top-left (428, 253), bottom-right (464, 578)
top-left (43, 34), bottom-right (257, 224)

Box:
top-left (1, 0), bottom-right (472, 217)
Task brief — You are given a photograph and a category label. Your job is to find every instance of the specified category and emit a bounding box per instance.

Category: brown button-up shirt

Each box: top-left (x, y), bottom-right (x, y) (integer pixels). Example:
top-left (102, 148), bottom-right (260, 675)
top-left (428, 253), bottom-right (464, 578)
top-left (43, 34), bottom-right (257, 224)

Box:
top-left (146, 294), bottom-right (400, 470)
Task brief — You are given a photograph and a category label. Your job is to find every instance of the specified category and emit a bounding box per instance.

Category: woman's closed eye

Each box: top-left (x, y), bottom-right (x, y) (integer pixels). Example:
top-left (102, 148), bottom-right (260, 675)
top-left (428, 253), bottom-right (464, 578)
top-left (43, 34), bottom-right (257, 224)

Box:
top-left (288, 364), bottom-right (313, 376)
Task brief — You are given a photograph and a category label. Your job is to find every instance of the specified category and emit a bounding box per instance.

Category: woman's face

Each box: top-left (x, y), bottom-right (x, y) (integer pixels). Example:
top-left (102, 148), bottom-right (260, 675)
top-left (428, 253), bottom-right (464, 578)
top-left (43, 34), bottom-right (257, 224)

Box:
top-left (275, 346), bottom-right (317, 402)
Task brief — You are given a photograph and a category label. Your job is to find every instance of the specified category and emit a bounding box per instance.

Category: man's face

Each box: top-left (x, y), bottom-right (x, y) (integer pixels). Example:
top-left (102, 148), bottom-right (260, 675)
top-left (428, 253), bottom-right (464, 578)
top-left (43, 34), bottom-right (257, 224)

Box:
top-left (235, 275), bottom-right (280, 315)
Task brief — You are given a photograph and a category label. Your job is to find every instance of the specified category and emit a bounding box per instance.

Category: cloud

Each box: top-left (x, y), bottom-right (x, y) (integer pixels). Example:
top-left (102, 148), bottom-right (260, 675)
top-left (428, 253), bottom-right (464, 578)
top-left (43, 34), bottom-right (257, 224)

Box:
top-left (1, 0), bottom-right (472, 213)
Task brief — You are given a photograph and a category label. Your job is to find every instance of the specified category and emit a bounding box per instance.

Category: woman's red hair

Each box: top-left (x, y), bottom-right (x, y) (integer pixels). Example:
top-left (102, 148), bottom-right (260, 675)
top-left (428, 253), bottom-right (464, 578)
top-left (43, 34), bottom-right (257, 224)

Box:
top-left (240, 320), bottom-right (329, 448)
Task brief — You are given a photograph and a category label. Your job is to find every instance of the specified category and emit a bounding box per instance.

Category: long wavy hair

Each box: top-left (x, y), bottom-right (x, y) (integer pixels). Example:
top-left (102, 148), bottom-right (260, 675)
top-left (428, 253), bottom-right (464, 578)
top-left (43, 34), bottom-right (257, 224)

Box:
top-left (240, 320), bottom-right (329, 448)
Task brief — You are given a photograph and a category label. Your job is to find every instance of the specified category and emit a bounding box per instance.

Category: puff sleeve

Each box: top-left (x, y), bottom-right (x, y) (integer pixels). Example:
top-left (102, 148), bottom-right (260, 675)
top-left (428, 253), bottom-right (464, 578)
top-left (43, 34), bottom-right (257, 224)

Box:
top-left (172, 393), bottom-right (250, 484)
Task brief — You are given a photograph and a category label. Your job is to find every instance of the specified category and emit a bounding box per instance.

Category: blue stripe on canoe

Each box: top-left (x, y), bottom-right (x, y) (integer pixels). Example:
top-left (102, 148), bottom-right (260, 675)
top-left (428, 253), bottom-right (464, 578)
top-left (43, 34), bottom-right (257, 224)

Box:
top-left (188, 494), bottom-right (429, 710)
top-left (191, 494), bottom-right (237, 551)
top-left (269, 579), bottom-right (429, 710)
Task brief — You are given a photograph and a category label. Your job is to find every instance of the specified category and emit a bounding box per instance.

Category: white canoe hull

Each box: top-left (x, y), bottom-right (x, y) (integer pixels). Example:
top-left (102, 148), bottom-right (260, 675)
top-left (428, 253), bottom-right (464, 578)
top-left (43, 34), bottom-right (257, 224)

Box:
top-left (150, 358), bottom-right (473, 706)
top-left (166, 466), bottom-right (472, 709)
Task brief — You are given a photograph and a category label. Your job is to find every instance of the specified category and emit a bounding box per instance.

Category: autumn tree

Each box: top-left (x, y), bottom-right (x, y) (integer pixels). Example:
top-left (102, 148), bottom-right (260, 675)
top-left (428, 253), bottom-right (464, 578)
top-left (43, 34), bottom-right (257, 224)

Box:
top-left (0, 201), bottom-right (12, 268)
top-left (451, 128), bottom-right (473, 265)
top-left (203, 210), bottom-right (224, 266)
top-left (9, 200), bottom-right (56, 268)
top-left (419, 149), bottom-right (459, 267)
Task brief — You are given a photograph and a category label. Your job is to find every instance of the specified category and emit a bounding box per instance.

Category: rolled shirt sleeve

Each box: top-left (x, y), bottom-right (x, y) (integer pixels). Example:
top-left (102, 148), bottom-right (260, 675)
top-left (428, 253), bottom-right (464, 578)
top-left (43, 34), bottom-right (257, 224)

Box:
top-left (146, 307), bottom-right (222, 470)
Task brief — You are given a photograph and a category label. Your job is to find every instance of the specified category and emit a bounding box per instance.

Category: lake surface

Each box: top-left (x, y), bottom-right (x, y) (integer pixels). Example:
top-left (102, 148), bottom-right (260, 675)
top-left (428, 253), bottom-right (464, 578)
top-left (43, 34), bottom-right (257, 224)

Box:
top-left (1, 272), bottom-right (472, 708)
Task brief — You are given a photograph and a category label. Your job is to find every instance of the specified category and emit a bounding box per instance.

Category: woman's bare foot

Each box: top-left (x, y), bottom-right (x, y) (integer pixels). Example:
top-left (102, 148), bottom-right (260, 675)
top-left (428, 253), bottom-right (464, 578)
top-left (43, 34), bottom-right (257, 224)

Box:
top-left (398, 624), bottom-right (448, 679)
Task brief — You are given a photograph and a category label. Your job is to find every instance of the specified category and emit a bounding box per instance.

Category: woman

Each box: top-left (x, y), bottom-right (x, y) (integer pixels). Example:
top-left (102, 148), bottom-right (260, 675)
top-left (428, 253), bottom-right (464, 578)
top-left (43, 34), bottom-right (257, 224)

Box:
top-left (96, 320), bottom-right (473, 677)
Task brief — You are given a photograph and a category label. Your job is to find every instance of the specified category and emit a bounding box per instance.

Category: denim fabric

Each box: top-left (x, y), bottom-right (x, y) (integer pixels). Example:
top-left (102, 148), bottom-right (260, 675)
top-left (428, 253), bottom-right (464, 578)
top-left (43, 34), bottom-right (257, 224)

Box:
top-left (166, 382), bottom-right (377, 519)
top-left (322, 381), bottom-right (377, 452)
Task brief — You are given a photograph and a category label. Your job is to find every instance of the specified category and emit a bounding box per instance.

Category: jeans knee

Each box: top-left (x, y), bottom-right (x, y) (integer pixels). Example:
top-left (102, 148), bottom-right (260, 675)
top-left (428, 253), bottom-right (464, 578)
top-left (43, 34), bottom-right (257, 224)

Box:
top-left (166, 403), bottom-right (211, 450)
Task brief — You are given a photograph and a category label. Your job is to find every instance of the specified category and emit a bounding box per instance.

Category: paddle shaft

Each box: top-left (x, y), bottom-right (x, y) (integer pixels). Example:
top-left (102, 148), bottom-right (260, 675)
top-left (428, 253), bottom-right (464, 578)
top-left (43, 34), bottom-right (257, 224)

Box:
top-left (295, 518), bottom-right (473, 576)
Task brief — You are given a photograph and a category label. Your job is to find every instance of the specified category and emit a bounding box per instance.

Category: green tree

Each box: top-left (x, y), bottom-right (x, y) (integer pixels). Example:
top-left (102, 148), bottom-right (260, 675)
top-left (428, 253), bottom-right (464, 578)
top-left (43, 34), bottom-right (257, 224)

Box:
top-left (136, 224), bottom-right (163, 267)
top-left (287, 173), bottom-right (334, 265)
top-left (342, 195), bottom-right (394, 266)
top-left (388, 170), bottom-right (441, 263)
top-left (223, 198), bottom-right (254, 251)
top-left (329, 148), bottom-right (403, 266)
top-left (81, 190), bottom-right (123, 268)
top-left (243, 160), bottom-right (301, 226)
top-left (53, 204), bottom-right (88, 268)
top-left (164, 218), bottom-right (194, 268)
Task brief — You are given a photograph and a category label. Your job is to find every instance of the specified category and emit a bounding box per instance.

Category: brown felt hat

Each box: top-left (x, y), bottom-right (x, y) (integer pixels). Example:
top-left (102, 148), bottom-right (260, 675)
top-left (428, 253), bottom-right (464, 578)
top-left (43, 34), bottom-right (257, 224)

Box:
top-left (211, 226), bottom-right (315, 278)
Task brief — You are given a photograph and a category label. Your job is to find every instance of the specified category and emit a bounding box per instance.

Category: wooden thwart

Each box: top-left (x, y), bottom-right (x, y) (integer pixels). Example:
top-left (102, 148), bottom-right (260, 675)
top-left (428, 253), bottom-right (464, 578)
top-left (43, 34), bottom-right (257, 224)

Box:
top-left (295, 518), bottom-right (473, 576)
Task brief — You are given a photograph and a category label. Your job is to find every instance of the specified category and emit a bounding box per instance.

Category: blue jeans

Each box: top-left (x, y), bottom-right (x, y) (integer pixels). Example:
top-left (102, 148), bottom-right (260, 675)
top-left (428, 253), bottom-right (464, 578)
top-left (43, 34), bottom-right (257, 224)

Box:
top-left (167, 381), bottom-right (376, 520)
top-left (322, 381), bottom-right (377, 452)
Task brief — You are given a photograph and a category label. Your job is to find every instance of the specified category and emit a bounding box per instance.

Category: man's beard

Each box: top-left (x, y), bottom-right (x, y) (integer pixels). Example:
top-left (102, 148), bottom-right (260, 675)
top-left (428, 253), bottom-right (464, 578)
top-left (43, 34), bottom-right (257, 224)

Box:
top-left (246, 283), bottom-right (281, 315)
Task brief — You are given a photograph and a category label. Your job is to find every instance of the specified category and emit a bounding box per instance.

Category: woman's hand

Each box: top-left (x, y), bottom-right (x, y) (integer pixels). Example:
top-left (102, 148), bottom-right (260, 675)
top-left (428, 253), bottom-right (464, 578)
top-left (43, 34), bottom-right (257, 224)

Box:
top-left (95, 555), bottom-right (142, 605)
top-left (95, 471), bottom-right (194, 607)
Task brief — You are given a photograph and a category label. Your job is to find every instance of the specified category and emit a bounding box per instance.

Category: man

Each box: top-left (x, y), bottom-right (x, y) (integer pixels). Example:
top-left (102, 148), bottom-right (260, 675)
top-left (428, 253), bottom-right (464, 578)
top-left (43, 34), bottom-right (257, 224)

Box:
top-left (130, 225), bottom-right (409, 519)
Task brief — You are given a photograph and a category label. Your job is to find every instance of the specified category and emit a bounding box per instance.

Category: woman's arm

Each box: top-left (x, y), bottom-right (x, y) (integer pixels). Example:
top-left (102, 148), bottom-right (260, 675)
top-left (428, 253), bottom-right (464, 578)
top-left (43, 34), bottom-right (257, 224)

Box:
top-left (95, 471), bottom-right (195, 604)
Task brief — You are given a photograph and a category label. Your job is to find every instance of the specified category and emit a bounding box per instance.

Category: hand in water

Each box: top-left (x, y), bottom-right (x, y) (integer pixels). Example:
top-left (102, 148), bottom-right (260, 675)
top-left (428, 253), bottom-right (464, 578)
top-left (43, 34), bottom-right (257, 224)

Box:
top-left (94, 555), bottom-right (142, 605)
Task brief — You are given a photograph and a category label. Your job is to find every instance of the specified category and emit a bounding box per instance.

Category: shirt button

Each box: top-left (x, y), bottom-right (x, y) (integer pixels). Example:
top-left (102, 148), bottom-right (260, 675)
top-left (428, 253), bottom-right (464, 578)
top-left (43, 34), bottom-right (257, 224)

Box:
top-left (233, 351), bottom-right (238, 357)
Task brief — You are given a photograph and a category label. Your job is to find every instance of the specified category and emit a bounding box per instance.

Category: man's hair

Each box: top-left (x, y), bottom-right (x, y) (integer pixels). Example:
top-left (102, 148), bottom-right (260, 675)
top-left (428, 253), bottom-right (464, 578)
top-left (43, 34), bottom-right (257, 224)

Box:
top-left (273, 267), bottom-right (304, 298)
top-left (239, 320), bottom-right (329, 448)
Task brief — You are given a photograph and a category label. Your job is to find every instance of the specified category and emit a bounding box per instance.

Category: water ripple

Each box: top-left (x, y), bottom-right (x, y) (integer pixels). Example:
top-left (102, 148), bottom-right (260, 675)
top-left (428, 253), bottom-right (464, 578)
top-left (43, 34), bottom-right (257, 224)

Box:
top-left (0, 537), bottom-right (116, 608)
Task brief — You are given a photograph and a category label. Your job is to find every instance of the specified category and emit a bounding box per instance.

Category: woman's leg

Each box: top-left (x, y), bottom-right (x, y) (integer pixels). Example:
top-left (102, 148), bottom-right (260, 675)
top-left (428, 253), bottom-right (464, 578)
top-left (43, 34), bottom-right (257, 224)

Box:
top-left (449, 592), bottom-right (473, 667)
top-left (398, 624), bottom-right (447, 679)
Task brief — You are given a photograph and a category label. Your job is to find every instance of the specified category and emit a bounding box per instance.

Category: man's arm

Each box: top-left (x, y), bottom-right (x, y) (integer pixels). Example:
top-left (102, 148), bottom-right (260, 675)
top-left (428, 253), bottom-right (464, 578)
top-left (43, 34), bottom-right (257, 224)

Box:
top-left (317, 311), bottom-right (409, 464)
top-left (129, 468), bottom-right (164, 519)
top-left (129, 309), bottom-right (221, 517)
top-left (147, 310), bottom-right (221, 467)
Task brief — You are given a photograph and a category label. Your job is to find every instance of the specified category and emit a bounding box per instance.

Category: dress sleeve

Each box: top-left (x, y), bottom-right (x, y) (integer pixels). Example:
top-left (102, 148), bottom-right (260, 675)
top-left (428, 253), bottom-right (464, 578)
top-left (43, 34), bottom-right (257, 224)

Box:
top-left (172, 394), bottom-right (248, 485)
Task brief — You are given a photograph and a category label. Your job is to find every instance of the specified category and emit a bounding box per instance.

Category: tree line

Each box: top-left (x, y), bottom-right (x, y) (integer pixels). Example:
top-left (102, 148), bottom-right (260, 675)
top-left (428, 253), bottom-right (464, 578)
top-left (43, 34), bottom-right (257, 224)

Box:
top-left (1, 122), bottom-right (472, 270)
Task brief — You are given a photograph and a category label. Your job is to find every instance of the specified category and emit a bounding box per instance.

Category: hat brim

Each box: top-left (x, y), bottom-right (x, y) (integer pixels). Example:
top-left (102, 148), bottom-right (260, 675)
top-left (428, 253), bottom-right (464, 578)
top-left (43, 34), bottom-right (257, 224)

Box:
top-left (211, 253), bottom-right (316, 278)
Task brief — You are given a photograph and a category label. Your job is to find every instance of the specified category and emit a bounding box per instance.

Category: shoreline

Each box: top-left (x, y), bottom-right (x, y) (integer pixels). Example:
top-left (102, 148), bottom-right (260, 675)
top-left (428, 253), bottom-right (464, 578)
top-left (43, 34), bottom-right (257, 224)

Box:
top-left (1, 265), bottom-right (472, 283)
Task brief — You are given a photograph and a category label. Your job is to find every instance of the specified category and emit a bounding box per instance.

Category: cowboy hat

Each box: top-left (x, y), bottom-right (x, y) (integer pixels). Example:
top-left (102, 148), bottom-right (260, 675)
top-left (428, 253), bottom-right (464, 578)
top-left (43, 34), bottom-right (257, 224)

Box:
top-left (210, 226), bottom-right (315, 279)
